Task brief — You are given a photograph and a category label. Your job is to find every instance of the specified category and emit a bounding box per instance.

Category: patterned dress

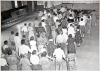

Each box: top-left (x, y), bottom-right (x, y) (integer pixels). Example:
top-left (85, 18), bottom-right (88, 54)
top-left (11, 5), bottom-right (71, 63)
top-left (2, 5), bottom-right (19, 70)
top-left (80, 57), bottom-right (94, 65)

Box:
top-left (75, 31), bottom-right (83, 44)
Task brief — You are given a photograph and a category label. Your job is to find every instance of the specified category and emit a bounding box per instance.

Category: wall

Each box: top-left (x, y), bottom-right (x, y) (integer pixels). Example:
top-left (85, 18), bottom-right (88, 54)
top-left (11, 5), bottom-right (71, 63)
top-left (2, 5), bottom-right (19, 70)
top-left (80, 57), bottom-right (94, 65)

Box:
top-left (1, 1), bottom-right (12, 12)
top-left (22, 1), bottom-right (27, 5)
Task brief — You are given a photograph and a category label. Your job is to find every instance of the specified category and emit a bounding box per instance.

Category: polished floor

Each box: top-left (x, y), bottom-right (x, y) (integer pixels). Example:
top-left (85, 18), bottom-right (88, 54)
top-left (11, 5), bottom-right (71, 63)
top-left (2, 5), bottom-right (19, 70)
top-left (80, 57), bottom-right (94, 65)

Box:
top-left (1, 3), bottom-right (99, 71)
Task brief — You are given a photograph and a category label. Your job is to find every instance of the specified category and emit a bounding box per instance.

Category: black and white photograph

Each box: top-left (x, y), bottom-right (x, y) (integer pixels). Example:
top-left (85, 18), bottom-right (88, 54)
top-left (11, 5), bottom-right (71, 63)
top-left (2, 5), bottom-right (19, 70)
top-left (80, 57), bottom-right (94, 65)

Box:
top-left (1, 0), bottom-right (99, 71)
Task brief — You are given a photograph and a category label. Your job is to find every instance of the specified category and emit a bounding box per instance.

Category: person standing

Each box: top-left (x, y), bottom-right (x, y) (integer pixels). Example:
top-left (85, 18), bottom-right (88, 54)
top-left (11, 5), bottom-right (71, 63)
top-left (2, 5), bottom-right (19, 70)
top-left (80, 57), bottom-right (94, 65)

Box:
top-left (53, 44), bottom-right (66, 70)
top-left (67, 34), bottom-right (76, 54)
top-left (14, 32), bottom-right (21, 54)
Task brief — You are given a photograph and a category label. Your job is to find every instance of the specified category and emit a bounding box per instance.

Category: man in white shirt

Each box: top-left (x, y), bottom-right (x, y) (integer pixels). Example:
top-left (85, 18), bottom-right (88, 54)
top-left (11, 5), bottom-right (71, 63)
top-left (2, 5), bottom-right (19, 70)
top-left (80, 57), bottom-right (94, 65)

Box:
top-left (68, 24), bottom-right (75, 38)
top-left (38, 10), bottom-right (43, 17)
top-left (79, 18), bottom-right (86, 37)
top-left (14, 32), bottom-right (21, 54)
top-left (21, 23), bottom-right (28, 35)
top-left (34, 17), bottom-right (39, 27)
top-left (53, 44), bottom-right (66, 70)
top-left (60, 6), bottom-right (66, 13)
top-left (53, 7), bottom-right (57, 14)
top-left (19, 39), bottom-right (31, 56)
top-left (53, 14), bottom-right (59, 23)
top-left (56, 30), bottom-right (65, 44)
top-left (30, 50), bottom-right (40, 70)
top-left (29, 36), bottom-right (37, 52)
top-left (41, 14), bottom-right (46, 21)
top-left (41, 20), bottom-right (47, 32)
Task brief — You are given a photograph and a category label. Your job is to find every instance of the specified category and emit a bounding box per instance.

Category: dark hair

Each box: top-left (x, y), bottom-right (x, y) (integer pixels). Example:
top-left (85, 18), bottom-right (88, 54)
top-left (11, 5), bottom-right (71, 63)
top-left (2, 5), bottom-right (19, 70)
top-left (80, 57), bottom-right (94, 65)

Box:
top-left (32, 50), bottom-right (36, 55)
top-left (61, 6), bottom-right (63, 7)
top-left (21, 39), bottom-right (25, 44)
top-left (4, 40), bottom-right (8, 45)
top-left (29, 23), bottom-right (31, 26)
top-left (70, 24), bottom-right (73, 26)
top-left (88, 15), bottom-right (90, 19)
top-left (77, 25), bottom-right (80, 29)
top-left (81, 18), bottom-right (83, 21)
top-left (11, 31), bottom-right (14, 34)
top-left (35, 17), bottom-right (38, 20)
top-left (22, 35), bottom-right (26, 38)
top-left (30, 36), bottom-right (34, 40)
top-left (24, 23), bottom-right (27, 26)
top-left (39, 23), bottom-right (42, 26)
top-left (69, 14), bottom-right (72, 17)
top-left (15, 32), bottom-right (19, 36)
top-left (41, 51), bottom-right (47, 57)
top-left (41, 20), bottom-right (45, 22)
top-left (57, 44), bottom-right (61, 48)
top-left (62, 24), bottom-right (67, 28)
top-left (7, 50), bottom-right (12, 55)
top-left (68, 34), bottom-right (72, 38)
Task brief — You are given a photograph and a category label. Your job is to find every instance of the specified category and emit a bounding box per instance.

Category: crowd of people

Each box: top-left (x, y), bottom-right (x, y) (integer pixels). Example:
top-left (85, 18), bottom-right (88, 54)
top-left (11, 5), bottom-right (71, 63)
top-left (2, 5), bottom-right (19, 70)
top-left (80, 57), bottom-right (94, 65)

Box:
top-left (1, 5), bottom-right (97, 70)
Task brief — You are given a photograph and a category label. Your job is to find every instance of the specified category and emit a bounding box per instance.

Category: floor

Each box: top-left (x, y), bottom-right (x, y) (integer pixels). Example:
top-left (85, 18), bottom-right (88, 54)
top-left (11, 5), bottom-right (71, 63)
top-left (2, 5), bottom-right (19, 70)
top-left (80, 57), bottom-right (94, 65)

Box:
top-left (1, 3), bottom-right (99, 71)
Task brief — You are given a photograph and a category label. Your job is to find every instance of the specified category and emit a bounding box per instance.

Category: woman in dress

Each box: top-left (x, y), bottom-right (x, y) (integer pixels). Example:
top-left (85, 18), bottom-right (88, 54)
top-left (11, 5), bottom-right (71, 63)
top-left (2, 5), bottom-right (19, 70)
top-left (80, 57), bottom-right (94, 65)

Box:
top-left (51, 22), bottom-right (57, 44)
top-left (67, 34), bottom-right (76, 54)
top-left (75, 25), bottom-right (83, 47)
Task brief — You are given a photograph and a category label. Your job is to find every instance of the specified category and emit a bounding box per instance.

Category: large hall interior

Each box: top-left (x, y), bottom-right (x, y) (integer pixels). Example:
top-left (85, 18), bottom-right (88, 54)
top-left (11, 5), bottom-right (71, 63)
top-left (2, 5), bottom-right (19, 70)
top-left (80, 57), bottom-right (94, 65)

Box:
top-left (1, 1), bottom-right (99, 71)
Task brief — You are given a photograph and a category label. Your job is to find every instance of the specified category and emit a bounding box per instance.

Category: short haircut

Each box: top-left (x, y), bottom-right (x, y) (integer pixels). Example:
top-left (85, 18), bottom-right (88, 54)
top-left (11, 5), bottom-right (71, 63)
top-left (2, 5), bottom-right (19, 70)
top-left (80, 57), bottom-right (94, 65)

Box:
top-left (21, 39), bottom-right (25, 44)
top-left (32, 50), bottom-right (36, 55)
top-left (11, 31), bottom-right (14, 34)
top-left (41, 19), bottom-right (45, 22)
top-left (4, 40), bottom-right (8, 45)
top-left (15, 32), bottom-right (19, 36)
top-left (7, 50), bottom-right (12, 55)
top-left (70, 24), bottom-right (73, 26)
top-left (81, 18), bottom-right (83, 21)
top-left (22, 35), bottom-right (26, 38)
top-left (29, 23), bottom-right (31, 26)
top-left (24, 23), bottom-right (27, 26)
top-left (39, 23), bottom-right (42, 26)
top-left (69, 14), bottom-right (72, 17)
top-left (35, 17), bottom-right (38, 20)
top-left (41, 51), bottom-right (47, 57)
top-left (77, 25), bottom-right (80, 29)
top-left (30, 36), bottom-right (34, 40)
top-left (57, 44), bottom-right (61, 48)
top-left (68, 34), bottom-right (72, 38)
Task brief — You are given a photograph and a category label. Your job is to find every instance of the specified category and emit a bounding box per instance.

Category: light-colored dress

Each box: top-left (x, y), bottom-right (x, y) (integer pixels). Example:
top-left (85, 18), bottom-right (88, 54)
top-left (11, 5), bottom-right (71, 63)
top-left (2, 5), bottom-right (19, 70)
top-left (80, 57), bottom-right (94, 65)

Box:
top-left (51, 25), bottom-right (57, 44)
top-left (14, 36), bottom-right (21, 53)
top-left (28, 26), bottom-right (35, 40)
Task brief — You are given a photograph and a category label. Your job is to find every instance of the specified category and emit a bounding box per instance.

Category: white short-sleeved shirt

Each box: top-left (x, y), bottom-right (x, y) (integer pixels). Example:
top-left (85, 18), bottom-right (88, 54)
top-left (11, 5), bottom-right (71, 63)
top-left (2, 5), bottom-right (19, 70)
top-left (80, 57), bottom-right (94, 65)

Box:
top-left (19, 44), bottom-right (31, 56)
top-left (58, 14), bottom-right (62, 20)
top-left (60, 7), bottom-right (66, 13)
top-left (14, 36), bottom-right (21, 46)
top-left (2, 45), bottom-right (9, 51)
top-left (68, 26), bottom-right (75, 38)
top-left (21, 26), bottom-right (28, 32)
top-left (41, 16), bottom-right (46, 20)
top-left (53, 48), bottom-right (65, 62)
top-left (39, 48), bottom-right (47, 54)
top-left (53, 16), bottom-right (59, 23)
top-left (56, 34), bottom-right (65, 43)
top-left (30, 40), bottom-right (37, 51)
top-left (30, 54), bottom-right (40, 65)
top-left (79, 21), bottom-right (85, 26)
